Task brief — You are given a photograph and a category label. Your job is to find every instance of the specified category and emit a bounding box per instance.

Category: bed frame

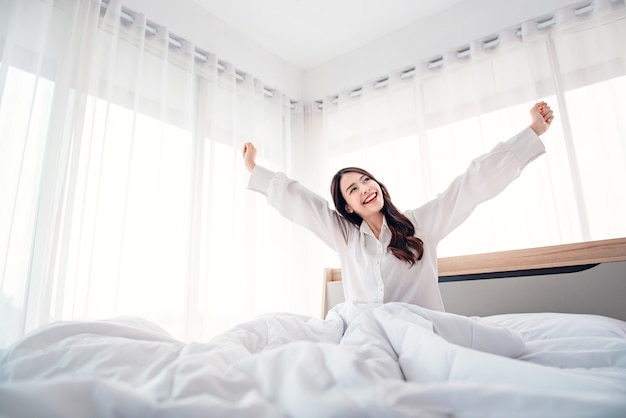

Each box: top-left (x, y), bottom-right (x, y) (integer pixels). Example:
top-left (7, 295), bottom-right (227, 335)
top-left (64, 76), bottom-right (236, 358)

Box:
top-left (321, 237), bottom-right (626, 320)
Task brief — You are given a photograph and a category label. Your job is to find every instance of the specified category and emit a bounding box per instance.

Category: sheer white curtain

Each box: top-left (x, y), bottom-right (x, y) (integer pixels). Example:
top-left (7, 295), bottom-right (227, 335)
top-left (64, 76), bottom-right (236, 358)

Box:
top-left (309, 0), bottom-right (626, 260)
top-left (0, 0), bottom-right (317, 347)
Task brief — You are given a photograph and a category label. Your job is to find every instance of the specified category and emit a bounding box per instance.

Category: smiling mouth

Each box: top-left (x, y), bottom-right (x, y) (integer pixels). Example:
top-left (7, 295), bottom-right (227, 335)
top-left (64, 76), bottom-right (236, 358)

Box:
top-left (363, 192), bottom-right (377, 205)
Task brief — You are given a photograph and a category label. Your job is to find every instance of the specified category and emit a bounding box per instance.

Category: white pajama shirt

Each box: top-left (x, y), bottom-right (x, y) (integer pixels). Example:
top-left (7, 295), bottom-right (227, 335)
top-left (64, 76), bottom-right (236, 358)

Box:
top-left (247, 127), bottom-right (546, 311)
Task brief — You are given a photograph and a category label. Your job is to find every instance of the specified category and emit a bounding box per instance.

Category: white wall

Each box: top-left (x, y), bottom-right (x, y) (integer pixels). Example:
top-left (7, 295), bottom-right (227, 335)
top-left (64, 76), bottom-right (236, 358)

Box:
top-left (121, 0), bottom-right (582, 102)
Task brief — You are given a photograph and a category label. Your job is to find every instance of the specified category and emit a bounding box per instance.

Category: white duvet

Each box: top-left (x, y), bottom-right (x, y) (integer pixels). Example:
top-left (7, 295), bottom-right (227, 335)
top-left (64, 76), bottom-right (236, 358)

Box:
top-left (1, 302), bottom-right (626, 417)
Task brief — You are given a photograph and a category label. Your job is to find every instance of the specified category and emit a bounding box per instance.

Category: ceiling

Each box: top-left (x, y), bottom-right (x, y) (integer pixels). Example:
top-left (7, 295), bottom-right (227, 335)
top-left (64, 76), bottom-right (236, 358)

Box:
top-left (189, 0), bottom-right (468, 70)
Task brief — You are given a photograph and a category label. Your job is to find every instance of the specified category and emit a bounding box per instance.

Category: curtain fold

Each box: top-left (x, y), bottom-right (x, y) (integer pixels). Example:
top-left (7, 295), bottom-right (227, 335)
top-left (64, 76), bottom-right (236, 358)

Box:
top-left (0, 0), bottom-right (310, 347)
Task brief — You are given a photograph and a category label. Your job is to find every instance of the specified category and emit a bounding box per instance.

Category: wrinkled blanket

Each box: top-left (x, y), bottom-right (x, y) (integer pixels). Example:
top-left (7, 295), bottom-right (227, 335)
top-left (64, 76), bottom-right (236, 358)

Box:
top-left (1, 302), bottom-right (626, 417)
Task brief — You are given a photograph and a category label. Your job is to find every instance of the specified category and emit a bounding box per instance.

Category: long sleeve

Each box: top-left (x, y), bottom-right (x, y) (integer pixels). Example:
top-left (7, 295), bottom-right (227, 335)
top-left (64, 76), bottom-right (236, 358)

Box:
top-left (247, 165), bottom-right (350, 250)
top-left (407, 127), bottom-right (546, 243)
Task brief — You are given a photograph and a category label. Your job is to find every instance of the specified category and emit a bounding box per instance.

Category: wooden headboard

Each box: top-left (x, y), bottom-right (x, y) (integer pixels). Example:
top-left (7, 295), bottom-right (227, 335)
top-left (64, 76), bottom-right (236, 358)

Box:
top-left (321, 237), bottom-right (626, 319)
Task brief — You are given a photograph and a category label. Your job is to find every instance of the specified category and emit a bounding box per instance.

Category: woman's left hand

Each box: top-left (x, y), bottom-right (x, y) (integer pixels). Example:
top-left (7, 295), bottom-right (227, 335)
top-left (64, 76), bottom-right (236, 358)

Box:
top-left (242, 142), bottom-right (257, 172)
top-left (529, 101), bottom-right (554, 136)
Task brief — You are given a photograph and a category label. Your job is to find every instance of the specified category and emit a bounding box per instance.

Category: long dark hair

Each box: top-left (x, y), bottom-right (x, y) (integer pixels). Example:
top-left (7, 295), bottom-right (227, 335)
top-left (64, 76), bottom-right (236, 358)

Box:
top-left (330, 167), bottom-right (424, 266)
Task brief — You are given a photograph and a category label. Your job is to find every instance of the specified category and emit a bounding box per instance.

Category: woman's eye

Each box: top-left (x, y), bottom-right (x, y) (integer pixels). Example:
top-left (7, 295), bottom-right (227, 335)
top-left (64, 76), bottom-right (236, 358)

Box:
top-left (364, 177), bottom-right (370, 182)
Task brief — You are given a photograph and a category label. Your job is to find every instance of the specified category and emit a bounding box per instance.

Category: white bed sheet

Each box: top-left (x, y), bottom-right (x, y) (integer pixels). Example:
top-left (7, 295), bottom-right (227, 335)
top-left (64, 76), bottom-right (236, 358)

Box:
top-left (1, 302), bottom-right (625, 417)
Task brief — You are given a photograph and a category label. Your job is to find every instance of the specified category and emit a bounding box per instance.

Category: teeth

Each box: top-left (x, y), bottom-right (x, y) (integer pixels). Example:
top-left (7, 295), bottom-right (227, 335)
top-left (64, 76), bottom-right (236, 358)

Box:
top-left (364, 193), bottom-right (376, 204)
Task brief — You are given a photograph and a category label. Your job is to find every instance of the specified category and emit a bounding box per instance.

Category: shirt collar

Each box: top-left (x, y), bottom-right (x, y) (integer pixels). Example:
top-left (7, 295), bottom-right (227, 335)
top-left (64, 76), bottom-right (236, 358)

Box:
top-left (359, 216), bottom-right (391, 242)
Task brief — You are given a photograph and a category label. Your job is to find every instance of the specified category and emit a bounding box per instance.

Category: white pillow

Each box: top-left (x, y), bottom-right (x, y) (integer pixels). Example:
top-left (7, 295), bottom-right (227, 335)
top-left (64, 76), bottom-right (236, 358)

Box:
top-left (479, 312), bottom-right (626, 341)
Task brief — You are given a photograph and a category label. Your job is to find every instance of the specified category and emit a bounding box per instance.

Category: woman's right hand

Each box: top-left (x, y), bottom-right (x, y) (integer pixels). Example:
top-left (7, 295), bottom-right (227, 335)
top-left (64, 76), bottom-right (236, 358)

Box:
top-left (529, 101), bottom-right (554, 136)
top-left (242, 142), bottom-right (257, 172)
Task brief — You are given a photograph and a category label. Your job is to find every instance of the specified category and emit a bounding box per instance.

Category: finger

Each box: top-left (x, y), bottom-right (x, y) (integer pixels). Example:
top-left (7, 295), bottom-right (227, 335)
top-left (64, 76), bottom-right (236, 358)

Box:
top-left (543, 110), bottom-right (553, 121)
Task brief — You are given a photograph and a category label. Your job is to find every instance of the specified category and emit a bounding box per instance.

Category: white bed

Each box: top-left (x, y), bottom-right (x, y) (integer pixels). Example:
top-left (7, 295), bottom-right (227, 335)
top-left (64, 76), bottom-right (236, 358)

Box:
top-left (1, 306), bottom-right (625, 417)
top-left (1, 239), bottom-right (626, 417)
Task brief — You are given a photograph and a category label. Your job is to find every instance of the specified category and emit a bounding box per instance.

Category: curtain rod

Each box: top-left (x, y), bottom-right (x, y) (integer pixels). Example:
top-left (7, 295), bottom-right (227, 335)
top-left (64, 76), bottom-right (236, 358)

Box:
top-left (99, 0), bottom-right (289, 105)
top-left (101, 0), bottom-right (605, 110)
top-left (315, 1), bottom-right (603, 109)
top-left (421, 2), bottom-right (596, 70)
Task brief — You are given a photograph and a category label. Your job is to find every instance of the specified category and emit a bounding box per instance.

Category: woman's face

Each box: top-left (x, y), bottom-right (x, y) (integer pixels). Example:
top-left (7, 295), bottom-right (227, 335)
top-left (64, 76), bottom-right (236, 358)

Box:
top-left (339, 171), bottom-right (384, 218)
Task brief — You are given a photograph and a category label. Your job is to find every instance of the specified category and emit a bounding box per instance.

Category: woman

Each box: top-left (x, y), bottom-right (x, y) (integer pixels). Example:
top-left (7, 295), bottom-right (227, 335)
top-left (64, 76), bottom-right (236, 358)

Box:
top-left (243, 102), bottom-right (554, 312)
